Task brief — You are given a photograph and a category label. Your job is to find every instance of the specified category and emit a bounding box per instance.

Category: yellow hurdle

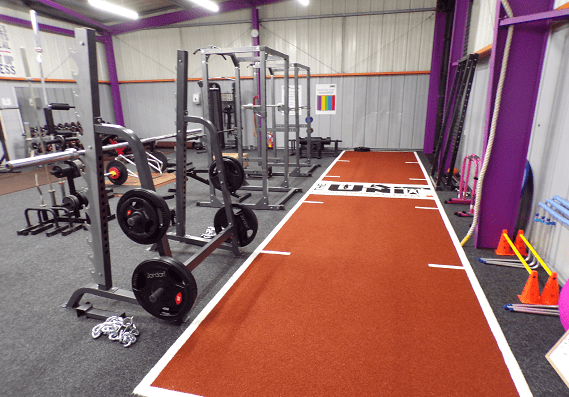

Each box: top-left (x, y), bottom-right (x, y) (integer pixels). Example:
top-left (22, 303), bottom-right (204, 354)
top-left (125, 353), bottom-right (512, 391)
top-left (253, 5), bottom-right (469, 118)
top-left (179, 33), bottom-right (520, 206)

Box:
top-left (502, 233), bottom-right (532, 275)
top-left (518, 233), bottom-right (552, 276)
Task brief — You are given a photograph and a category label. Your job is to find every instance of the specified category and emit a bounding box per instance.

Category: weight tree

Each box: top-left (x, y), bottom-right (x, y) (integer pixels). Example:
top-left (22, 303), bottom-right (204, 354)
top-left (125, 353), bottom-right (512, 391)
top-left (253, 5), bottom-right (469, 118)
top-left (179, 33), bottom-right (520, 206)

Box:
top-left (195, 46), bottom-right (301, 211)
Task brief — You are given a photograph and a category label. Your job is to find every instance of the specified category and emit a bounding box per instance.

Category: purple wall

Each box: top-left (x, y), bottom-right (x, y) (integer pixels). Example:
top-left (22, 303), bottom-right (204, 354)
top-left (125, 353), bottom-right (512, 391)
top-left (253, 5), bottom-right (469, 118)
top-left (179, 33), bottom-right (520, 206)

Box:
top-left (475, 0), bottom-right (555, 248)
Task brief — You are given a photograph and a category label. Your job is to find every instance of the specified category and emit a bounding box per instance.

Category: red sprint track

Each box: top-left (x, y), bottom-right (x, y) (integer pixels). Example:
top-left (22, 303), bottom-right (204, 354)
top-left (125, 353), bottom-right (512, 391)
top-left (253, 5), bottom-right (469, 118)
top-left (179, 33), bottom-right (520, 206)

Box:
top-left (135, 151), bottom-right (530, 397)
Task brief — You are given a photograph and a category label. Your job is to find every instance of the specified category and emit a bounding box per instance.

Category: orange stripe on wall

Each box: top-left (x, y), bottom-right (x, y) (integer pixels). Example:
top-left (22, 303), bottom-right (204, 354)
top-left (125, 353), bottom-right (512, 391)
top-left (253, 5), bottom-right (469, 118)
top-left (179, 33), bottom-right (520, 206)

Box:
top-left (1, 71), bottom-right (430, 84)
top-left (117, 71), bottom-right (430, 84)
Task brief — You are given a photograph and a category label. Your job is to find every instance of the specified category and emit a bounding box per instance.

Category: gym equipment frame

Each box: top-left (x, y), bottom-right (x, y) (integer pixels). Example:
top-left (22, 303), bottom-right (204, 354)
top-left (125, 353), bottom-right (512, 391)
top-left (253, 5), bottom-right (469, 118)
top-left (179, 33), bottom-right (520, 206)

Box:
top-left (4, 29), bottom-right (243, 322)
top-left (195, 46), bottom-right (301, 211)
top-left (430, 53), bottom-right (478, 190)
top-left (269, 63), bottom-right (320, 177)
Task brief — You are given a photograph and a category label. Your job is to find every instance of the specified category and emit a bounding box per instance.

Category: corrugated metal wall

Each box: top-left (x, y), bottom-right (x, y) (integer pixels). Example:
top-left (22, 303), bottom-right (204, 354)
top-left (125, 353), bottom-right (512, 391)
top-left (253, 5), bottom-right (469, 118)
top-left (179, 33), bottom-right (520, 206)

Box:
top-left (526, 23), bottom-right (569, 283)
top-left (0, 6), bottom-right (109, 81)
top-left (112, 1), bottom-right (436, 80)
top-left (119, 73), bottom-right (430, 150)
top-left (2, 0), bottom-right (436, 154)
top-left (469, 0), bottom-right (496, 53)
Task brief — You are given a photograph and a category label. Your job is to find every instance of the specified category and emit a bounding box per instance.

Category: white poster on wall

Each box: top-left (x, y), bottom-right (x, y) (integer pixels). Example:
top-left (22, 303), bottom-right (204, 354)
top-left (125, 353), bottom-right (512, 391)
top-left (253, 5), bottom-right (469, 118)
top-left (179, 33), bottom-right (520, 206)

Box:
top-left (315, 84), bottom-right (337, 115)
top-left (282, 85), bottom-right (302, 116)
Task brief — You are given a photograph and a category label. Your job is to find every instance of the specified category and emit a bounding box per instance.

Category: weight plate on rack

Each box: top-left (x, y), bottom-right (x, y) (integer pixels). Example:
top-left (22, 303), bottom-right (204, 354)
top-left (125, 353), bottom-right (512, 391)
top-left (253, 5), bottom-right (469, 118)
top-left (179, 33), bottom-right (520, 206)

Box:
top-left (132, 257), bottom-right (197, 322)
top-left (117, 188), bottom-right (171, 245)
top-left (106, 160), bottom-right (128, 185)
top-left (213, 204), bottom-right (258, 247)
top-left (209, 156), bottom-right (245, 193)
top-left (150, 150), bottom-right (168, 172)
top-left (225, 156), bottom-right (246, 187)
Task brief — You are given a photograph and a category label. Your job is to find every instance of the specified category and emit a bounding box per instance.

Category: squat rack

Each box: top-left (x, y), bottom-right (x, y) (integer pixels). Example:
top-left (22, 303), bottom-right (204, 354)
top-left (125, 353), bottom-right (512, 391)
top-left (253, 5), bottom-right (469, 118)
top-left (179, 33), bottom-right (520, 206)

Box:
top-left (195, 46), bottom-right (301, 211)
top-left (269, 62), bottom-right (319, 177)
top-left (6, 29), bottom-right (242, 321)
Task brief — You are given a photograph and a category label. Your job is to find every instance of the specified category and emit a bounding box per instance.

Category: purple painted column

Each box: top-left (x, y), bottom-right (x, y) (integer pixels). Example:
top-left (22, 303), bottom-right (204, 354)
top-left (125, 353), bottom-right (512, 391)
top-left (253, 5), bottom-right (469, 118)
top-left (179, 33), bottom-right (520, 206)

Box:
top-left (99, 32), bottom-right (124, 126)
top-left (252, 7), bottom-right (260, 47)
top-left (475, 0), bottom-right (554, 248)
top-left (423, 10), bottom-right (448, 154)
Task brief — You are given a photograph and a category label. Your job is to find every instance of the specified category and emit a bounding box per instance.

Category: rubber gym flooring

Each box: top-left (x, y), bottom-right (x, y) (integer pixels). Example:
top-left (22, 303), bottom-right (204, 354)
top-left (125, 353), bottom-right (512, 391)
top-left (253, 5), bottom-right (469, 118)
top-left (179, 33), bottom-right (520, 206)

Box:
top-left (0, 149), bottom-right (567, 396)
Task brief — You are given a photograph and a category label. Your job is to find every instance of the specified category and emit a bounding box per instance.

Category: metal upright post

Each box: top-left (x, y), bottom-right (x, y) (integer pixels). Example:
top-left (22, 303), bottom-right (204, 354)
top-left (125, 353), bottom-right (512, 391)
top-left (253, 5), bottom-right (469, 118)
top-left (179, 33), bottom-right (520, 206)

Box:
top-left (259, 50), bottom-right (269, 204)
top-left (72, 28), bottom-right (112, 290)
top-left (65, 28), bottom-right (138, 316)
top-left (200, 52), bottom-right (223, 205)
top-left (176, 50), bottom-right (189, 237)
top-left (293, 65), bottom-right (301, 168)
top-left (282, 56), bottom-right (290, 188)
top-left (306, 66), bottom-right (312, 165)
top-left (270, 72), bottom-right (277, 158)
top-left (233, 61), bottom-right (244, 165)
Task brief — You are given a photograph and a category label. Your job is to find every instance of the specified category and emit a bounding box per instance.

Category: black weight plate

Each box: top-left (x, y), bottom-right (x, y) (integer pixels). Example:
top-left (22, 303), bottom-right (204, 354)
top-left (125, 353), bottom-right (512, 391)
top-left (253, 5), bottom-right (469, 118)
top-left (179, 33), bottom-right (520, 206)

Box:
top-left (225, 156), bottom-right (246, 188)
top-left (213, 204), bottom-right (258, 247)
top-left (106, 160), bottom-right (128, 185)
top-left (208, 156), bottom-right (245, 193)
top-left (132, 257), bottom-right (197, 322)
top-left (117, 188), bottom-right (171, 245)
top-left (150, 150), bottom-right (168, 172)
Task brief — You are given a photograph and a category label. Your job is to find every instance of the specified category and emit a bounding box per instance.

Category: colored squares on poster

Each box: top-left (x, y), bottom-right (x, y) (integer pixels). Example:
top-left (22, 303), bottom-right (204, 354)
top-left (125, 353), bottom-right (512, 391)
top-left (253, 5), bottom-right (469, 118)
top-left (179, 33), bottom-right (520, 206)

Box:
top-left (317, 95), bottom-right (335, 111)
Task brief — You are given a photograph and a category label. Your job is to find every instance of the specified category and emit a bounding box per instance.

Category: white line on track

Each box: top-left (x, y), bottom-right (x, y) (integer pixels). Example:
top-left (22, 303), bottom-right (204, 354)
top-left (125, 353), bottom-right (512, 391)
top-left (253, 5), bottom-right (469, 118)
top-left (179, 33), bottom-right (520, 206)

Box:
top-left (413, 151), bottom-right (532, 396)
top-left (405, 161), bottom-right (419, 164)
top-left (323, 175), bottom-right (341, 178)
top-left (415, 206), bottom-right (438, 210)
top-left (428, 263), bottom-right (465, 270)
top-left (409, 178), bottom-right (426, 181)
top-left (303, 201), bottom-right (324, 204)
top-left (260, 250), bottom-right (291, 256)
top-left (133, 151), bottom-right (347, 397)
top-left (337, 160), bottom-right (350, 162)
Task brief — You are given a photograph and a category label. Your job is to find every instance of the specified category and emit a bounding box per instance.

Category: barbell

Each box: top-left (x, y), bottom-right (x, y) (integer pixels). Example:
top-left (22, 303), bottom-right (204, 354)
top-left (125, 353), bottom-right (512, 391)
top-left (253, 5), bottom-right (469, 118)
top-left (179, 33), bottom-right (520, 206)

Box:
top-left (3, 130), bottom-right (201, 171)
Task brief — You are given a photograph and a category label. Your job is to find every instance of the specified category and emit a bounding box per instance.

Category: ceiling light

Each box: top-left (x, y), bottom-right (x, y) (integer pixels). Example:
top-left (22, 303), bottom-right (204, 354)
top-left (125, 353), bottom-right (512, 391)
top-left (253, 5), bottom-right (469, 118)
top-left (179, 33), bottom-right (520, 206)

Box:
top-left (88, 0), bottom-right (139, 20)
top-left (298, 0), bottom-right (309, 6)
top-left (188, 0), bottom-right (219, 12)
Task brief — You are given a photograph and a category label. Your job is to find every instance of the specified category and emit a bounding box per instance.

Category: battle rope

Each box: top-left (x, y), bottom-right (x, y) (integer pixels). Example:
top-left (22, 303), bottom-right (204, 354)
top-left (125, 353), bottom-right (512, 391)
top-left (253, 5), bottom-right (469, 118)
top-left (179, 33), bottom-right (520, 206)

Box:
top-left (461, 0), bottom-right (514, 246)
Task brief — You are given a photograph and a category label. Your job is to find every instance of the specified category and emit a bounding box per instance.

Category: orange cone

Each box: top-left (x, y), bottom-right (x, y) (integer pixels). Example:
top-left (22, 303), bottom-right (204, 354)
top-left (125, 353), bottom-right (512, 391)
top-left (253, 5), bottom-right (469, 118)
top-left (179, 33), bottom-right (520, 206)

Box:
top-left (518, 271), bottom-right (541, 304)
top-left (540, 272), bottom-right (559, 305)
top-left (495, 229), bottom-right (514, 256)
top-left (514, 230), bottom-right (528, 256)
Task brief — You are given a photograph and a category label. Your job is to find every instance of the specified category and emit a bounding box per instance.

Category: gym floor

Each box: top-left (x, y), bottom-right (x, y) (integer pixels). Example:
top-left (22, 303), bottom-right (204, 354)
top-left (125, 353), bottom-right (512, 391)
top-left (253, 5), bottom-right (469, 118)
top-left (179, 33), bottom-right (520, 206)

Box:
top-left (0, 149), bottom-right (567, 396)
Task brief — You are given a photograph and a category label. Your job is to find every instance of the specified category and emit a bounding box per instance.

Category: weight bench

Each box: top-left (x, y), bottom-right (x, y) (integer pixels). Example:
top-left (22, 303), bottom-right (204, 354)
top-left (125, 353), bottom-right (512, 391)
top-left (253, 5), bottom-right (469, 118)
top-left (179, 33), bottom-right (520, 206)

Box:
top-left (291, 137), bottom-right (342, 159)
